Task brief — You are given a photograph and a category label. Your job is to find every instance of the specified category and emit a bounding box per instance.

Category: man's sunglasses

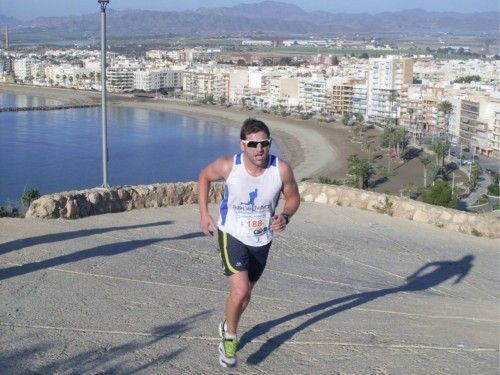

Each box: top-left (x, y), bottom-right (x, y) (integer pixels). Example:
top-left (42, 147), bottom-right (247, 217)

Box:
top-left (241, 139), bottom-right (272, 148)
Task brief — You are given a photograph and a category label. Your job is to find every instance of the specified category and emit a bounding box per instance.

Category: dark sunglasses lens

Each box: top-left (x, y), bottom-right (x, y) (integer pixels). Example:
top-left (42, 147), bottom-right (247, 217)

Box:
top-left (246, 140), bottom-right (270, 148)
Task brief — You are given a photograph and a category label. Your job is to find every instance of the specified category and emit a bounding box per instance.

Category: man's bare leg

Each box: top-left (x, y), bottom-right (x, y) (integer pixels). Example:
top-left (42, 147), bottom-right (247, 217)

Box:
top-left (225, 271), bottom-right (254, 335)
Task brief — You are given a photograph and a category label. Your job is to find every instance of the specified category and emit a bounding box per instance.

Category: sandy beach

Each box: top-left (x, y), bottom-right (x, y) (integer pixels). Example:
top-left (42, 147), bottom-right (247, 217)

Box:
top-left (1, 84), bottom-right (363, 182)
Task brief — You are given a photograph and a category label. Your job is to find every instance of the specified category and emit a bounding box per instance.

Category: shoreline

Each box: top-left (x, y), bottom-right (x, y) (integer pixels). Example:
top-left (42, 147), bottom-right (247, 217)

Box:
top-left (0, 83), bottom-right (357, 181)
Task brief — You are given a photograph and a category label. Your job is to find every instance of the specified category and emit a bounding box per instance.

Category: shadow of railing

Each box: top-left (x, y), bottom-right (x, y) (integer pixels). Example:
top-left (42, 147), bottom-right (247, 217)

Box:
top-left (0, 220), bottom-right (174, 256)
top-left (0, 230), bottom-right (205, 281)
top-left (3, 311), bottom-right (211, 374)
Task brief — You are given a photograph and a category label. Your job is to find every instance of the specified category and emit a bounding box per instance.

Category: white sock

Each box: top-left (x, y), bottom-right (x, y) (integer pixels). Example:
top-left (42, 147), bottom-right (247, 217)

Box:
top-left (225, 333), bottom-right (237, 340)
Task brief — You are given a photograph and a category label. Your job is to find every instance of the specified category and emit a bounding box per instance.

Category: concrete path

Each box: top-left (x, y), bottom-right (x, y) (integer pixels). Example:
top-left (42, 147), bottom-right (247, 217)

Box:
top-left (1, 203), bottom-right (498, 374)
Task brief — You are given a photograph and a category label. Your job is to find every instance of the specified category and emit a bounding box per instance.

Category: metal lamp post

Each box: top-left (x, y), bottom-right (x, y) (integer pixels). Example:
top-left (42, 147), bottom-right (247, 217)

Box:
top-left (98, 0), bottom-right (109, 188)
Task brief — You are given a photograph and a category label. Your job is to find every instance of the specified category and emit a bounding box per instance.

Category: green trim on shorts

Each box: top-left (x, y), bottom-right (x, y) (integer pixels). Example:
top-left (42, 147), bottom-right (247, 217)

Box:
top-left (222, 231), bottom-right (239, 274)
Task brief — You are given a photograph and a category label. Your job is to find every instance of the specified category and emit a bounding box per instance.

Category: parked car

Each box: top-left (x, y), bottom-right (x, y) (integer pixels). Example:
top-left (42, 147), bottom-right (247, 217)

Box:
top-left (462, 160), bottom-right (472, 166)
top-left (485, 168), bottom-right (496, 175)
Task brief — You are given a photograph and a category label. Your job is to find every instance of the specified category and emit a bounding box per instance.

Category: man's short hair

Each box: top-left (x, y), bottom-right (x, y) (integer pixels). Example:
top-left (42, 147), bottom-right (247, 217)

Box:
top-left (240, 118), bottom-right (270, 140)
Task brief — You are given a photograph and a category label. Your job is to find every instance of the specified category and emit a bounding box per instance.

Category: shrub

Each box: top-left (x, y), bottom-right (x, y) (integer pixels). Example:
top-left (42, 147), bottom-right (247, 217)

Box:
top-left (21, 188), bottom-right (41, 206)
top-left (318, 176), bottom-right (340, 185)
top-left (421, 180), bottom-right (457, 208)
top-left (487, 183), bottom-right (500, 196)
top-left (471, 228), bottom-right (483, 237)
top-left (0, 206), bottom-right (19, 217)
top-left (374, 196), bottom-right (394, 216)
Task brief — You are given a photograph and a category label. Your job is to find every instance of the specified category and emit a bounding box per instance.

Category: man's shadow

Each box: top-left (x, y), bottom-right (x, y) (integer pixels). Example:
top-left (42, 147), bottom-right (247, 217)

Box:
top-left (240, 255), bottom-right (474, 365)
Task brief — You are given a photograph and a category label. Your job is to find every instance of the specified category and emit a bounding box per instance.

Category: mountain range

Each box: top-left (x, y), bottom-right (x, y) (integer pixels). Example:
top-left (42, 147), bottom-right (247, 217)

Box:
top-left (0, 1), bottom-right (498, 39)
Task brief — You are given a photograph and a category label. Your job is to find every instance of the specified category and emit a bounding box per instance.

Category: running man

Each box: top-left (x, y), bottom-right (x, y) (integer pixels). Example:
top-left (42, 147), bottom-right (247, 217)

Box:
top-left (198, 118), bottom-right (300, 367)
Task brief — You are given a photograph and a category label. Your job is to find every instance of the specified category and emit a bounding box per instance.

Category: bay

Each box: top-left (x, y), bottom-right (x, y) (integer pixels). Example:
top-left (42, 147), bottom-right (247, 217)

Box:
top-left (0, 92), bottom-right (280, 206)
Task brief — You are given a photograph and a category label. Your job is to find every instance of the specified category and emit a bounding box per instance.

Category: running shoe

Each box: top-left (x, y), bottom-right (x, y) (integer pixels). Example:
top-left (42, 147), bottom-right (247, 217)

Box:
top-left (218, 337), bottom-right (238, 367)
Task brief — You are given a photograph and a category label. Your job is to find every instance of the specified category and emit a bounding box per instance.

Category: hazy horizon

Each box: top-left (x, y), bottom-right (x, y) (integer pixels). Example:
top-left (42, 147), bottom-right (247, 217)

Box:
top-left (1, 0), bottom-right (498, 20)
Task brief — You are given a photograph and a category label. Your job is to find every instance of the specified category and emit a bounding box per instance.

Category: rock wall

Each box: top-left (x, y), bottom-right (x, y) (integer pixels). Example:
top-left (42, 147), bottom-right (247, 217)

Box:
top-left (26, 182), bottom-right (224, 220)
top-left (26, 182), bottom-right (499, 238)
top-left (299, 182), bottom-right (499, 239)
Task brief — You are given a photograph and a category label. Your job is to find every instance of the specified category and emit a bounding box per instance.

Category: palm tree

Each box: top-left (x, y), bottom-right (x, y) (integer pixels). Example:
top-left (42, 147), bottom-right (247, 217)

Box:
top-left (347, 154), bottom-right (375, 189)
top-left (431, 139), bottom-right (450, 168)
top-left (419, 154), bottom-right (432, 187)
top-left (438, 100), bottom-right (453, 144)
top-left (388, 90), bottom-right (399, 126)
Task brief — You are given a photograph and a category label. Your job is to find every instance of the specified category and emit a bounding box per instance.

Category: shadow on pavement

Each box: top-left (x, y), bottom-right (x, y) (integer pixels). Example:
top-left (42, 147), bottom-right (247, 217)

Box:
top-left (0, 231), bottom-right (206, 281)
top-left (0, 220), bottom-right (174, 256)
top-left (241, 255), bottom-right (474, 365)
top-left (2, 311), bottom-right (211, 374)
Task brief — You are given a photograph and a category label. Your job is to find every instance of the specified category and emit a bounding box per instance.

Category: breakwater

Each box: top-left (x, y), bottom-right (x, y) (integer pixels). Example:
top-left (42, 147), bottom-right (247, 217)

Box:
top-left (0, 104), bottom-right (99, 112)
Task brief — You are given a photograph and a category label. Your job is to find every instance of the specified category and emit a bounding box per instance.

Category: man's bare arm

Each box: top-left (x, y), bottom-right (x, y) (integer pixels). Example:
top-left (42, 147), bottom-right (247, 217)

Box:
top-left (271, 160), bottom-right (300, 232)
top-left (198, 156), bottom-right (232, 236)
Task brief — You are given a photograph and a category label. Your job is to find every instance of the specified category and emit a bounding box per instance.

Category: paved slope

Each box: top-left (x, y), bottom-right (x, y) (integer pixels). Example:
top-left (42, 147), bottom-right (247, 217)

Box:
top-left (0, 203), bottom-right (498, 374)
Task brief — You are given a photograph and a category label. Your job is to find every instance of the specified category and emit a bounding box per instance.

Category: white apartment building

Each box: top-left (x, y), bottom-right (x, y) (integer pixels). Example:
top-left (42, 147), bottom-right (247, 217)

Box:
top-left (352, 81), bottom-right (368, 118)
top-left (467, 94), bottom-right (500, 157)
top-left (182, 67), bottom-right (229, 101)
top-left (134, 69), bottom-right (183, 92)
top-left (107, 67), bottom-right (135, 92)
top-left (13, 57), bottom-right (38, 81)
top-left (298, 75), bottom-right (328, 113)
top-left (491, 110), bottom-right (500, 159)
top-left (228, 68), bottom-right (249, 103)
top-left (367, 56), bottom-right (414, 125)
top-left (267, 76), bottom-right (299, 109)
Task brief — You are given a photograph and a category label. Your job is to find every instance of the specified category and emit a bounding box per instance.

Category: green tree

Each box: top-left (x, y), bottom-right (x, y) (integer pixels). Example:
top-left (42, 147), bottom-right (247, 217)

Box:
top-left (388, 90), bottom-right (398, 126)
top-left (438, 100), bottom-right (453, 143)
top-left (454, 75), bottom-right (481, 84)
top-left (430, 139), bottom-right (450, 167)
top-left (419, 154), bottom-right (433, 188)
top-left (363, 140), bottom-right (375, 162)
top-left (468, 162), bottom-right (482, 189)
top-left (421, 180), bottom-right (457, 208)
top-left (347, 154), bottom-right (375, 189)
top-left (487, 183), bottom-right (500, 196)
top-left (21, 188), bottom-right (40, 207)
top-left (380, 127), bottom-right (408, 159)
top-left (342, 112), bottom-right (353, 126)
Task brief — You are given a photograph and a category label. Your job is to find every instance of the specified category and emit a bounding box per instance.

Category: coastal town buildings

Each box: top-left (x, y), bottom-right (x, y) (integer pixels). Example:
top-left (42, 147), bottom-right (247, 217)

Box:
top-left (1, 46), bottom-right (498, 159)
top-left (366, 55), bottom-right (414, 125)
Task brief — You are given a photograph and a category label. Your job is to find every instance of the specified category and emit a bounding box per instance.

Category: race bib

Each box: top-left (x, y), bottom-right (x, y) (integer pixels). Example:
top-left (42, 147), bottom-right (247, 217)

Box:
top-left (237, 212), bottom-right (271, 238)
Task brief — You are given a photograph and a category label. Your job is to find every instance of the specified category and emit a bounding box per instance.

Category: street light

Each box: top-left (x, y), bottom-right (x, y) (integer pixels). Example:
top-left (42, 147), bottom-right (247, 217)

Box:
top-left (98, 0), bottom-right (109, 187)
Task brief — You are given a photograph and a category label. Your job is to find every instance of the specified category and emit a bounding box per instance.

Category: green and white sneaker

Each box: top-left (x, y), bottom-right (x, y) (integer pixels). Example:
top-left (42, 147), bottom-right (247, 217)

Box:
top-left (218, 320), bottom-right (238, 367)
top-left (218, 319), bottom-right (227, 339)
top-left (218, 337), bottom-right (238, 367)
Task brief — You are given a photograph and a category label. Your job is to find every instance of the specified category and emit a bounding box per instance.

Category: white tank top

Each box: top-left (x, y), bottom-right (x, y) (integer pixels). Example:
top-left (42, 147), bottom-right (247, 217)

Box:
top-left (218, 153), bottom-right (283, 246)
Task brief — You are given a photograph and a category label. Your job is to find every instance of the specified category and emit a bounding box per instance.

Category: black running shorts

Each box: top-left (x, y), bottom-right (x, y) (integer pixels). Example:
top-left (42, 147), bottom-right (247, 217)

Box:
top-left (217, 229), bottom-right (272, 282)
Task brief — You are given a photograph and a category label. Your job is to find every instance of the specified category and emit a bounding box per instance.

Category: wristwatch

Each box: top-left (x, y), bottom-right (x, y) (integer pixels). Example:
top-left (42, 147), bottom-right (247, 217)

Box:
top-left (281, 213), bottom-right (291, 224)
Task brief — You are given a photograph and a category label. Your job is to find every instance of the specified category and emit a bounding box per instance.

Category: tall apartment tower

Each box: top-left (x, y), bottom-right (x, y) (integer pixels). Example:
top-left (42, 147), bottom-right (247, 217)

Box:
top-left (367, 55), bottom-right (413, 125)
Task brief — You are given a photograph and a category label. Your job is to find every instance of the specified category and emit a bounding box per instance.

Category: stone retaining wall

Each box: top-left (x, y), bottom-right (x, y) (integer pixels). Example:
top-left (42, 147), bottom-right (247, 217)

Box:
top-left (26, 182), bottom-right (499, 238)
top-left (26, 182), bottom-right (224, 220)
top-left (299, 182), bottom-right (499, 239)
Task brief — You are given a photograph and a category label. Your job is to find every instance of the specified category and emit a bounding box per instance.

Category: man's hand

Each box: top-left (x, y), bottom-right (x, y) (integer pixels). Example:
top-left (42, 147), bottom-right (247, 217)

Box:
top-left (200, 214), bottom-right (217, 236)
top-left (271, 214), bottom-right (287, 232)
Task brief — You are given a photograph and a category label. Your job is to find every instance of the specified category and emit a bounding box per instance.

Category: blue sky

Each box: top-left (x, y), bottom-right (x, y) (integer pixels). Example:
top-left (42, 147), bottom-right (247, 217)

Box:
top-left (1, 0), bottom-right (498, 19)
